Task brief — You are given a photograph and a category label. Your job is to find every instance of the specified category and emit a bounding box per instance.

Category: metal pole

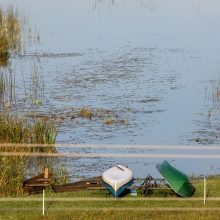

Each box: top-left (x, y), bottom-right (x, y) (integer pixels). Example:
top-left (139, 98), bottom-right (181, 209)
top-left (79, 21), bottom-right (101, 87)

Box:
top-left (204, 178), bottom-right (206, 204)
top-left (43, 189), bottom-right (45, 215)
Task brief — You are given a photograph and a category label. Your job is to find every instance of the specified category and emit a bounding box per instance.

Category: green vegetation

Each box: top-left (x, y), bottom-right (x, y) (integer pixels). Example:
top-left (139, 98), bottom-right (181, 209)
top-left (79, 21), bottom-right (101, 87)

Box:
top-left (0, 36), bottom-right (9, 60)
top-left (0, 7), bottom-right (22, 65)
top-left (30, 63), bottom-right (44, 106)
top-left (0, 6), bottom-right (65, 197)
top-left (0, 177), bottom-right (220, 219)
top-left (0, 114), bottom-right (64, 196)
top-left (0, 5), bottom-right (38, 66)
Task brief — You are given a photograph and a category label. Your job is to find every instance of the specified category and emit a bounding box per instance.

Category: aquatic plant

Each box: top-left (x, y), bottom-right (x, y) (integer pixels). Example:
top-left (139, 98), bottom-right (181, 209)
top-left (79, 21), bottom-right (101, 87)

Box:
top-left (0, 36), bottom-right (9, 57)
top-left (0, 7), bottom-right (21, 64)
top-left (79, 107), bottom-right (93, 119)
top-left (0, 114), bottom-right (68, 196)
top-left (30, 63), bottom-right (44, 106)
top-left (4, 7), bottom-right (21, 53)
top-left (0, 6), bottom-right (39, 66)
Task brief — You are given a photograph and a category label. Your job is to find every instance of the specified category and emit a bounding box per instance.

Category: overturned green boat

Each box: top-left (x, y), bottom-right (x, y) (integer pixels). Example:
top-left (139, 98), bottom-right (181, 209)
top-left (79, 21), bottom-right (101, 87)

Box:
top-left (156, 160), bottom-right (195, 197)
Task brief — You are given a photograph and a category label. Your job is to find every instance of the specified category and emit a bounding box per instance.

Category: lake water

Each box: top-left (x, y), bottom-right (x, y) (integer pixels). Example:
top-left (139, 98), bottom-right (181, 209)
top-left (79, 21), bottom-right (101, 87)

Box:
top-left (1, 0), bottom-right (220, 179)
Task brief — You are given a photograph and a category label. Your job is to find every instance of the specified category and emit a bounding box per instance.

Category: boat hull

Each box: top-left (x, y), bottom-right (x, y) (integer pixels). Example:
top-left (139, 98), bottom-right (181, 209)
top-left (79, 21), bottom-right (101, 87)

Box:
top-left (102, 164), bottom-right (134, 197)
top-left (156, 160), bottom-right (195, 197)
top-left (102, 178), bottom-right (134, 197)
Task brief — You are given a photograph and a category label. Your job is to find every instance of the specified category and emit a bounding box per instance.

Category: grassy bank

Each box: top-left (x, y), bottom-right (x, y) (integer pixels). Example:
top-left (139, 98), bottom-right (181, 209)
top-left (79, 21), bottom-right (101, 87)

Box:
top-left (0, 176), bottom-right (220, 219)
top-left (0, 199), bottom-right (220, 220)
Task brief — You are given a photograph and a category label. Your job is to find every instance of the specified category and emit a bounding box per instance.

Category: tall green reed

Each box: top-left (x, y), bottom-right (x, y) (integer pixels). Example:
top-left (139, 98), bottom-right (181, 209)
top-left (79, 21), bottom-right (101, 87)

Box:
top-left (0, 114), bottom-right (62, 196)
top-left (0, 5), bottom-right (39, 66)
top-left (0, 7), bottom-right (21, 62)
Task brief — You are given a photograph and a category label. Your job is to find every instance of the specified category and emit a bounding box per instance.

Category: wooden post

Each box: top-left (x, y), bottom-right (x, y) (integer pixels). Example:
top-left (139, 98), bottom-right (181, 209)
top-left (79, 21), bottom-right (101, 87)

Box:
top-left (204, 177), bottom-right (206, 204)
top-left (44, 168), bottom-right (49, 179)
top-left (43, 189), bottom-right (45, 215)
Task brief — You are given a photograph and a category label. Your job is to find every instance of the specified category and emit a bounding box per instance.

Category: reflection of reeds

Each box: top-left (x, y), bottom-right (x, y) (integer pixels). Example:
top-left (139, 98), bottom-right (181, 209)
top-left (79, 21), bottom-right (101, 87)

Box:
top-left (0, 69), bottom-right (15, 107)
top-left (205, 79), bottom-right (220, 106)
top-left (196, 79), bottom-right (220, 144)
top-left (0, 74), bottom-right (5, 97)
top-left (213, 80), bottom-right (220, 104)
top-left (0, 114), bottom-right (60, 196)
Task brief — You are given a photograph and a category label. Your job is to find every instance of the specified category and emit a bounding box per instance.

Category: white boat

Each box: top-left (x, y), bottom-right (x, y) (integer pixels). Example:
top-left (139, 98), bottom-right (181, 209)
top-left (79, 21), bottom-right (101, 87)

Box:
top-left (102, 164), bottom-right (134, 197)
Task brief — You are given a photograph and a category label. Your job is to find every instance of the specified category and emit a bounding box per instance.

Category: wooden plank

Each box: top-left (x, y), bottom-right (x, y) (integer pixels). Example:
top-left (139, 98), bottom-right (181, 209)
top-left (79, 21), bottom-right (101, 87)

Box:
top-left (87, 187), bottom-right (105, 190)
top-left (36, 178), bottom-right (51, 182)
top-left (26, 183), bottom-right (50, 187)
top-left (148, 187), bottom-right (171, 190)
top-left (53, 176), bottom-right (103, 193)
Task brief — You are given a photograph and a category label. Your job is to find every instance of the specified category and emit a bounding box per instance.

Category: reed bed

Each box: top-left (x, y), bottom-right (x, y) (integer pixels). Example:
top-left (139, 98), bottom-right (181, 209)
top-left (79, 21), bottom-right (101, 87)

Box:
top-left (0, 7), bottom-right (21, 59)
top-left (0, 5), bottom-right (38, 66)
top-left (0, 114), bottom-right (63, 196)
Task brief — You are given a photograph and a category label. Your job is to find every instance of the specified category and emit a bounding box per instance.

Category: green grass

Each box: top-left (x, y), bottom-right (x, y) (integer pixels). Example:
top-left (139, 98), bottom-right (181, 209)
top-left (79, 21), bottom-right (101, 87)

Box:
top-left (0, 176), bottom-right (220, 219)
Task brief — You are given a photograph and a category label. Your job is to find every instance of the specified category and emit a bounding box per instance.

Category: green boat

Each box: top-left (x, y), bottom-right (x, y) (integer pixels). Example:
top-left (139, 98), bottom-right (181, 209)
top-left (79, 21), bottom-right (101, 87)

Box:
top-left (156, 160), bottom-right (195, 197)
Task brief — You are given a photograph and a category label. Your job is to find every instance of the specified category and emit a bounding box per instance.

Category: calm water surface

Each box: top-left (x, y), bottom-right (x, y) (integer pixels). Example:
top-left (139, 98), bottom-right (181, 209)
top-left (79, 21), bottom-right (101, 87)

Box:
top-left (1, 0), bottom-right (220, 178)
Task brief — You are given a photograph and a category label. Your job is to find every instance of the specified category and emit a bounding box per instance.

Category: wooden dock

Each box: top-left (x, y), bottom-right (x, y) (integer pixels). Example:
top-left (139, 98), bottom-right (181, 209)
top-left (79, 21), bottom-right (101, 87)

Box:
top-left (23, 171), bottom-right (173, 197)
top-left (23, 170), bottom-right (51, 195)
top-left (24, 174), bottom-right (104, 195)
top-left (53, 176), bottom-right (104, 193)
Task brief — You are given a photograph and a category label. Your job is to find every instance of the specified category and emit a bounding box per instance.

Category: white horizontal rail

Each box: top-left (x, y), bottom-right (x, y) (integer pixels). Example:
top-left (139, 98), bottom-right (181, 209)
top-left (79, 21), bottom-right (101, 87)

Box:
top-left (0, 197), bottom-right (220, 202)
top-left (1, 152), bottom-right (220, 158)
top-left (0, 143), bottom-right (220, 150)
top-left (1, 207), bottom-right (220, 212)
